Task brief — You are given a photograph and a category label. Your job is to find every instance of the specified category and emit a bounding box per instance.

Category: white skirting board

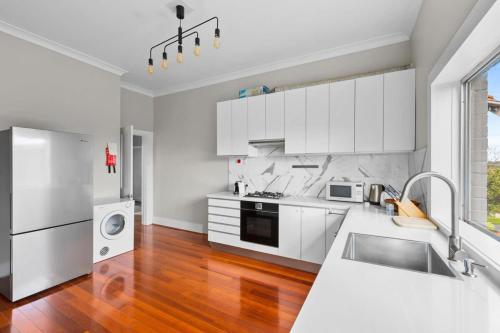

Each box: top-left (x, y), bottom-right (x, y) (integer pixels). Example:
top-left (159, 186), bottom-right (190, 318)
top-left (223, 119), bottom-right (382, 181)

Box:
top-left (153, 217), bottom-right (207, 234)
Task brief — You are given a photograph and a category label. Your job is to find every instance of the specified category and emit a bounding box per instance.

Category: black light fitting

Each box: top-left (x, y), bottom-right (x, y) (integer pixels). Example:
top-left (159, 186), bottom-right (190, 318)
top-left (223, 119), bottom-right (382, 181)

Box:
top-left (147, 5), bottom-right (220, 74)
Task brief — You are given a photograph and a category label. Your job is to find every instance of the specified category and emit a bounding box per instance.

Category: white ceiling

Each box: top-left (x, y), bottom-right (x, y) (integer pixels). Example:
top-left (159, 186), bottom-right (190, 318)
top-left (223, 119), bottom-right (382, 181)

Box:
top-left (0, 0), bottom-right (423, 96)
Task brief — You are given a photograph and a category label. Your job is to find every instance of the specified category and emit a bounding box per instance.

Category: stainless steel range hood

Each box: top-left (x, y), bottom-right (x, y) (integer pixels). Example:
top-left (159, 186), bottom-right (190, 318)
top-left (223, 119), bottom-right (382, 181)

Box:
top-left (248, 139), bottom-right (285, 148)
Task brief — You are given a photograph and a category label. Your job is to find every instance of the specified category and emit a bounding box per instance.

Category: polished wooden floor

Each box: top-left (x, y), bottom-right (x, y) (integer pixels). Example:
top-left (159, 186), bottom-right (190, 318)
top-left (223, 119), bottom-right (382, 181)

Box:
top-left (0, 216), bottom-right (316, 332)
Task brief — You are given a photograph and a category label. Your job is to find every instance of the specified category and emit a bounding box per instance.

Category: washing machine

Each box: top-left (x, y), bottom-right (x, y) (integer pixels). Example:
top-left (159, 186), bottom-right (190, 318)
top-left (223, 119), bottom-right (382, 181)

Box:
top-left (93, 198), bottom-right (134, 263)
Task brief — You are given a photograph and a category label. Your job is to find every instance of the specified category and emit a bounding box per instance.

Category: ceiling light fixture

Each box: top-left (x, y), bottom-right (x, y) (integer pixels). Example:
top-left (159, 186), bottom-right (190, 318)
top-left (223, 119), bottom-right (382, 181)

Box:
top-left (147, 5), bottom-right (220, 74)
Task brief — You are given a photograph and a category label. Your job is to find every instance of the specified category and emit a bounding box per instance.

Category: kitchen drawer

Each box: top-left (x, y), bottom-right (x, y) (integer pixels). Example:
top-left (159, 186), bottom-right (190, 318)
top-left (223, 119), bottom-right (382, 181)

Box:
top-left (208, 230), bottom-right (241, 247)
top-left (208, 214), bottom-right (240, 226)
top-left (208, 198), bottom-right (240, 209)
top-left (239, 240), bottom-right (279, 255)
top-left (208, 231), bottom-right (279, 256)
top-left (208, 223), bottom-right (240, 235)
top-left (208, 206), bottom-right (240, 218)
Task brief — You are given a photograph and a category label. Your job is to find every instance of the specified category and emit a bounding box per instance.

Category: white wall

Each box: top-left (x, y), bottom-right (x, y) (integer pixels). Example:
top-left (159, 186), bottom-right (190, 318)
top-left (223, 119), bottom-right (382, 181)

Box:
top-left (0, 31), bottom-right (121, 199)
top-left (153, 41), bottom-right (411, 231)
top-left (120, 88), bottom-right (154, 131)
top-left (410, 0), bottom-right (479, 149)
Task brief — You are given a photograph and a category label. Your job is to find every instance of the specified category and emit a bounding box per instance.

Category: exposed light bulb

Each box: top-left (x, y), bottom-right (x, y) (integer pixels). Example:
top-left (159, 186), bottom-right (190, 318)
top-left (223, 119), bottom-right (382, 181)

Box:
top-left (213, 37), bottom-right (220, 49)
top-left (177, 45), bottom-right (184, 64)
top-left (177, 52), bottom-right (184, 63)
top-left (213, 28), bottom-right (221, 49)
top-left (161, 52), bottom-right (168, 69)
top-left (194, 37), bottom-right (201, 56)
top-left (160, 59), bottom-right (168, 69)
top-left (147, 58), bottom-right (154, 74)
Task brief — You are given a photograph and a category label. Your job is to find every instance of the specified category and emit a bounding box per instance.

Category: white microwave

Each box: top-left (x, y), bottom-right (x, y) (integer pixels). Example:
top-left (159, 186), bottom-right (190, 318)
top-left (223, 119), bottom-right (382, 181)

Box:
top-left (325, 181), bottom-right (364, 203)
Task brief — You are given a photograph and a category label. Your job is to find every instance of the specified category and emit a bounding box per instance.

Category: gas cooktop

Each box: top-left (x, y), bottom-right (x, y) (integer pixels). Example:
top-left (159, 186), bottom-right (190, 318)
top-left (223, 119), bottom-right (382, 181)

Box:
top-left (245, 191), bottom-right (284, 200)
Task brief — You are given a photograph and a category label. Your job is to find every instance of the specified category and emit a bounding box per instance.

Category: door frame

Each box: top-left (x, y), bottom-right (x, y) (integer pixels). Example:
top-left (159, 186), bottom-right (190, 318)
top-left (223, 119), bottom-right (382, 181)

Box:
top-left (123, 129), bottom-right (154, 225)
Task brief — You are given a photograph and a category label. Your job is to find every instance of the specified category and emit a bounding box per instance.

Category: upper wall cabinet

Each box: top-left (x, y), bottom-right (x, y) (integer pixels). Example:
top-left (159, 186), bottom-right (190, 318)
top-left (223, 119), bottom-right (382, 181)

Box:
top-left (231, 98), bottom-right (248, 155)
top-left (265, 92), bottom-right (285, 140)
top-left (217, 99), bottom-right (249, 156)
top-left (216, 101), bottom-right (231, 156)
top-left (329, 80), bottom-right (355, 153)
top-left (216, 68), bottom-right (415, 156)
top-left (284, 88), bottom-right (306, 154)
top-left (306, 84), bottom-right (330, 154)
top-left (383, 69), bottom-right (415, 151)
top-left (247, 95), bottom-right (266, 141)
top-left (355, 75), bottom-right (384, 153)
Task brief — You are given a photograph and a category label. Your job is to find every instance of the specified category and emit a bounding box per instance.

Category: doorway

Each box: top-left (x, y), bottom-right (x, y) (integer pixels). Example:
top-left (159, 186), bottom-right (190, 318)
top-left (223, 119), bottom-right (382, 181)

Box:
top-left (133, 135), bottom-right (142, 216)
top-left (121, 126), bottom-right (154, 225)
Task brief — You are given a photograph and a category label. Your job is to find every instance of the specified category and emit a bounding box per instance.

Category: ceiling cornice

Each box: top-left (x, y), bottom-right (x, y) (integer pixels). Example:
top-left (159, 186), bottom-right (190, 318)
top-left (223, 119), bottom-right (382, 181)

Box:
top-left (153, 32), bottom-right (410, 97)
top-left (0, 19), bottom-right (127, 76)
top-left (120, 82), bottom-right (155, 97)
top-left (0, 18), bottom-right (409, 97)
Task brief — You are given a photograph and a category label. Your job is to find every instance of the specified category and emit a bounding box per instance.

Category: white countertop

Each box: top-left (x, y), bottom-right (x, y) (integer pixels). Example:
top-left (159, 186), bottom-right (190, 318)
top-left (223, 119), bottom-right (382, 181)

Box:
top-left (292, 204), bottom-right (500, 333)
top-left (207, 191), bottom-right (354, 211)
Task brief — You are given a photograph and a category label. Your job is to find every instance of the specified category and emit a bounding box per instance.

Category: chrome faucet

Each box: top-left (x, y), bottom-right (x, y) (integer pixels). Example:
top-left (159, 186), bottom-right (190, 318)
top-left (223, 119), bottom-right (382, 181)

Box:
top-left (400, 171), bottom-right (466, 261)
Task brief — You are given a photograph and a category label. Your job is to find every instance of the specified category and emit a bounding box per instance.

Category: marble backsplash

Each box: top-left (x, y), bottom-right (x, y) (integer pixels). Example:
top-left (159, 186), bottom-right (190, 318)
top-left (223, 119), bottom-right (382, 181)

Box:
top-left (228, 147), bottom-right (413, 200)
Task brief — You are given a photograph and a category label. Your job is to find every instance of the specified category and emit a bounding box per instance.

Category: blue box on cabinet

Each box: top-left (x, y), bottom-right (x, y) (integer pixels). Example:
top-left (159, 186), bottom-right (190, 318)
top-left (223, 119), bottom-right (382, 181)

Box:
top-left (239, 85), bottom-right (271, 98)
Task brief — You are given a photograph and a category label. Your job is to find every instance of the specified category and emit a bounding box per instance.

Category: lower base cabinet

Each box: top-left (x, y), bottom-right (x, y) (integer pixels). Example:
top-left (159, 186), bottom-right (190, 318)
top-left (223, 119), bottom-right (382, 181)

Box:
top-left (301, 207), bottom-right (326, 264)
top-left (278, 206), bottom-right (301, 259)
top-left (279, 205), bottom-right (344, 264)
top-left (209, 199), bottom-right (346, 265)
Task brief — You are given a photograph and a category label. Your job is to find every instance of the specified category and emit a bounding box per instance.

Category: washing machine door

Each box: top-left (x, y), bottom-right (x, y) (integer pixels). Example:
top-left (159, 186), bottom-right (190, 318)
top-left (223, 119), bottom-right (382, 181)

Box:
top-left (101, 211), bottom-right (127, 240)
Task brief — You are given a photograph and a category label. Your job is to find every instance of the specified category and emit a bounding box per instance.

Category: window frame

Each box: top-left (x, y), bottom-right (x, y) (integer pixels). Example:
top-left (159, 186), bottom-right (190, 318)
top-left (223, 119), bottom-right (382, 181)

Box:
top-left (461, 47), bottom-right (500, 242)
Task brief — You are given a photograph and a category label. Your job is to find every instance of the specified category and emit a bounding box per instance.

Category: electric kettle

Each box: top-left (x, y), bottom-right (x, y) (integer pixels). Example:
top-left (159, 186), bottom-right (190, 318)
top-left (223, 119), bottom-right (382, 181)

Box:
top-left (234, 181), bottom-right (248, 196)
top-left (369, 184), bottom-right (385, 205)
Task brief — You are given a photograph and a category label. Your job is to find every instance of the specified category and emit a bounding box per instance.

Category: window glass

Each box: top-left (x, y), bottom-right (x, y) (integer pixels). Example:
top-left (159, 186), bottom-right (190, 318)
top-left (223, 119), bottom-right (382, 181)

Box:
top-left (467, 59), bottom-right (500, 238)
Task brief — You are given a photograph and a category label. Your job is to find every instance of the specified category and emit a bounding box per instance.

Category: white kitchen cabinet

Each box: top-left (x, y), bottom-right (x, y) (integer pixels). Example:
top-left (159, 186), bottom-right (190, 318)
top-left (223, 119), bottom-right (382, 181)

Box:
top-left (325, 210), bottom-right (345, 255)
top-left (384, 69), bottom-right (415, 151)
top-left (216, 69), bottom-right (415, 157)
top-left (284, 88), bottom-right (306, 154)
top-left (216, 101), bottom-right (231, 156)
top-left (301, 207), bottom-right (326, 264)
top-left (355, 75), bottom-right (384, 153)
top-left (330, 80), bottom-right (355, 153)
top-left (279, 205), bottom-right (301, 260)
top-left (230, 98), bottom-right (248, 155)
top-left (247, 95), bottom-right (266, 141)
top-left (306, 84), bottom-right (330, 153)
top-left (265, 92), bottom-right (285, 140)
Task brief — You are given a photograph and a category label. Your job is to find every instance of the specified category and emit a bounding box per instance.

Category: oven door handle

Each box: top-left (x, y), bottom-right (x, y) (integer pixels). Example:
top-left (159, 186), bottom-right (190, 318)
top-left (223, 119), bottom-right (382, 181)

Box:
top-left (240, 208), bottom-right (278, 214)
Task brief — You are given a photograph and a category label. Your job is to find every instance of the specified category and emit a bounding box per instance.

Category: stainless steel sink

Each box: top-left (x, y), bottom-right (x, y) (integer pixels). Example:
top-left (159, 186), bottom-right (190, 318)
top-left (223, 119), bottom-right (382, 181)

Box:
top-left (342, 233), bottom-right (459, 278)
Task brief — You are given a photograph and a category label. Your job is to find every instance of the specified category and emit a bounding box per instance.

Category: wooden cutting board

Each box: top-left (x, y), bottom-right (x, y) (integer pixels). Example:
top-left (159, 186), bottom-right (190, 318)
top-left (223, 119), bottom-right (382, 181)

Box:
top-left (392, 216), bottom-right (437, 230)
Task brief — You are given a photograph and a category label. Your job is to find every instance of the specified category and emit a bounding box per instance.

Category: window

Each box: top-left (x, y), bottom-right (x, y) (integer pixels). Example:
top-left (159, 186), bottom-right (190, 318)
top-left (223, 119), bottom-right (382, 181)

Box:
top-left (463, 53), bottom-right (500, 240)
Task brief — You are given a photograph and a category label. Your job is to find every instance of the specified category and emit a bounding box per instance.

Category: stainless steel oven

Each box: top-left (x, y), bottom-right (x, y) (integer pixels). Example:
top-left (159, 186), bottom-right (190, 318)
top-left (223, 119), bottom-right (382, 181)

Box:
top-left (240, 201), bottom-right (279, 247)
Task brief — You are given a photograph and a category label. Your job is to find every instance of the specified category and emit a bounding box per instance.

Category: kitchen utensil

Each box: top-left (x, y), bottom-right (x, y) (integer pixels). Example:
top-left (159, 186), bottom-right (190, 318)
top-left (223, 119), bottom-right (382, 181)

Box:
top-left (369, 184), bottom-right (385, 205)
top-left (392, 216), bottom-right (437, 230)
top-left (384, 184), bottom-right (401, 198)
